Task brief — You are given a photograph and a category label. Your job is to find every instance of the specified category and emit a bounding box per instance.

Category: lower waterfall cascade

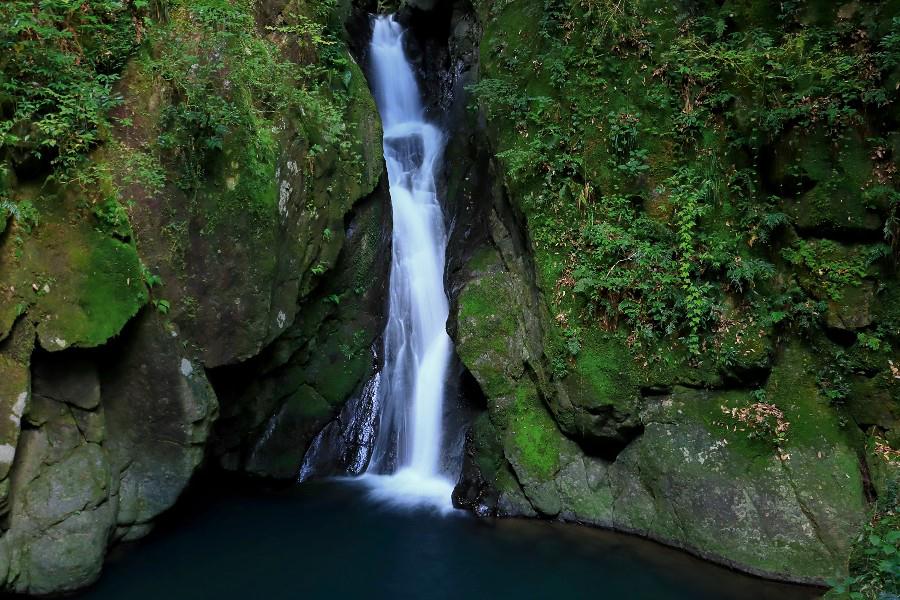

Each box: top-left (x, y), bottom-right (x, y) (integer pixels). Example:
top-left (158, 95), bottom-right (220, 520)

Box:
top-left (356, 14), bottom-right (457, 511)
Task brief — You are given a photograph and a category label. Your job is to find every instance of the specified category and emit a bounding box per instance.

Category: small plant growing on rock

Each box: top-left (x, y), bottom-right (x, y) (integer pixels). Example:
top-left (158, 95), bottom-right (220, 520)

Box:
top-left (140, 263), bottom-right (163, 289)
top-left (828, 457), bottom-right (900, 600)
top-left (0, 199), bottom-right (39, 233)
top-left (818, 367), bottom-right (852, 406)
top-left (152, 298), bottom-right (171, 315)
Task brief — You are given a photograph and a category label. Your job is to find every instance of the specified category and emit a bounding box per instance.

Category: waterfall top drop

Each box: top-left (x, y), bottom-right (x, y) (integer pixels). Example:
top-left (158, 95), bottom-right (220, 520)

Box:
top-left (361, 15), bottom-right (456, 512)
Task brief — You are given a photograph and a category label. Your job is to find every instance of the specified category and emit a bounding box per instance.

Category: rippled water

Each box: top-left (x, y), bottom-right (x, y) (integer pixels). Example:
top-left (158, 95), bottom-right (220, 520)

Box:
top-left (77, 479), bottom-right (820, 600)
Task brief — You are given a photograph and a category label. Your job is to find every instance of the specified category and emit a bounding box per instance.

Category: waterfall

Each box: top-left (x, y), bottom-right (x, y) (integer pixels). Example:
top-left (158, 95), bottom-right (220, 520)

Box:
top-left (359, 15), bottom-right (455, 510)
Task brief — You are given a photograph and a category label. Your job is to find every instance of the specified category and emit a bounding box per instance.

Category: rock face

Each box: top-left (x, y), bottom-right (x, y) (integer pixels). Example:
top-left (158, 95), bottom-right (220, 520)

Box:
top-left (444, 0), bottom-right (900, 587)
top-left (0, 0), bottom-right (897, 594)
top-left (448, 178), bottom-right (877, 583)
top-left (209, 184), bottom-right (392, 478)
top-left (0, 313), bottom-right (217, 594)
top-left (0, 0), bottom-right (384, 594)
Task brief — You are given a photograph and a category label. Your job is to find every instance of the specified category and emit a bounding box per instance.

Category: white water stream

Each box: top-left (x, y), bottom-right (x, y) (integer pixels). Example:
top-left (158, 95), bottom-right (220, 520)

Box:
top-left (360, 15), bottom-right (455, 511)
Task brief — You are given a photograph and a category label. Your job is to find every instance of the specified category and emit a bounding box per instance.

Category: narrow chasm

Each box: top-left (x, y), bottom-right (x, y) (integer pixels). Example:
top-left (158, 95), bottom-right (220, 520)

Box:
top-left (295, 1), bottom-right (486, 508)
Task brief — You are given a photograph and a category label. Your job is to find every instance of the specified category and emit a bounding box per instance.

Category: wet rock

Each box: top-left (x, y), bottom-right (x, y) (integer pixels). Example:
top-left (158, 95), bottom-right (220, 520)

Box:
top-left (245, 386), bottom-right (333, 479)
top-left (101, 311), bottom-right (218, 539)
top-left (0, 395), bottom-right (115, 595)
top-left (211, 181), bottom-right (391, 479)
top-left (827, 281), bottom-right (875, 331)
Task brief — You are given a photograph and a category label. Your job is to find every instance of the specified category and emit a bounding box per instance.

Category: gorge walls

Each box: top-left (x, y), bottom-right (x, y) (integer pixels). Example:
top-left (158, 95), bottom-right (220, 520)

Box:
top-left (0, 0), bottom-right (898, 595)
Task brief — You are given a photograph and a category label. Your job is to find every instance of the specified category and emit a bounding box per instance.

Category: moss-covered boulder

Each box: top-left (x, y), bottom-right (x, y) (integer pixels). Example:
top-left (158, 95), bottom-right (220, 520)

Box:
top-left (0, 392), bottom-right (114, 596)
top-left (0, 188), bottom-right (147, 352)
top-left (107, 1), bottom-right (383, 369)
top-left (453, 232), bottom-right (870, 581)
top-left (775, 130), bottom-right (887, 237)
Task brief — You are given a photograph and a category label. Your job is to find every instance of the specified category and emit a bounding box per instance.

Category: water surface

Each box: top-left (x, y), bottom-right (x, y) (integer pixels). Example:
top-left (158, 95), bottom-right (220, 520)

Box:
top-left (78, 479), bottom-right (821, 600)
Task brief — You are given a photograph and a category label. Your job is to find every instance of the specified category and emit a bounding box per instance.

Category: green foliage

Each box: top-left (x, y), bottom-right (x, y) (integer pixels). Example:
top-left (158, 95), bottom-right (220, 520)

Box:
top-left (473, 0), bottom-right (900, 366)
top-left (817, 363), bottom-right (852, 406)
top-left (662, 22), bottom-right (889, 144)
top-left (92, 198), bottom-right (131, 238)
top-left (152, 298), bottom-right (171, 314)
top-left (1, 0), bottom-right (364, 249)
top-left (0, 199), bottom-right (39, 232)
top-left (146, 0), bottom-right (358, 197)
top-left (568, 168), bottom-right (728, 354)
top-left (115, 144), bottom-right (166, 194)
top-left (140, 261), bottom-right (163, 288)
top-left (782, 240), bottom-right (889, 301)
top-left (0, 0), bottom-right (147, 173)
top-left (829, 477), bottom-right (900, 600)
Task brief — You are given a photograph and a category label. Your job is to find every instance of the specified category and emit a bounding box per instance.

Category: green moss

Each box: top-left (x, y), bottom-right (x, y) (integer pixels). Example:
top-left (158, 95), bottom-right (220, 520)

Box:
top-left (570, 332), bottom-right (639, 410)
top-left (778, 132), bottom-right (884, 233)
top-left (471, 412), bottom-right (505, 484)
top-left (287, 386), bottom-right (333, 421)
top-left (455, 252), bottom-right (525, 398)
top-left (459, 274), bottom-right (515, 340)
top-left (783, 240), bottom-right (887, 302)
top-left (504, 384), bottom-right (561, 480)
top-left (467, 247), bottom-right (501, 274)
top-left (674, 387), bottom-right (780, 471)
top-left (72, 236), bottom-right (147, 345)
top-left (0, 182), bottom-right (147, 351)
top-left (767, 344), bottom-right (859, 449)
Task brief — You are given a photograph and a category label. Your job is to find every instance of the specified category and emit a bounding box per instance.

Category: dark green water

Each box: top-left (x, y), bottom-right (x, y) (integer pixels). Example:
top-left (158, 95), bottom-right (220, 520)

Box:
top-left (78, 479), bottom-right (820, 600)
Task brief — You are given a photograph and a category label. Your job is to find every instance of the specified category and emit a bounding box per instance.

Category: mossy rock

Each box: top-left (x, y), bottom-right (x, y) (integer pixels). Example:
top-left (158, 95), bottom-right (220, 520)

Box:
top-left (848, 373), bottom-right (900, 446)
top-left (826, 280), bottom-right (875, 330)
top-left (2, 395), bottom-right (115, 595)
top-left (244, 385), bottom-right (333, 479)
top-left (500, 383), bottom-right (566, 516)
top-left (0, 185), bottom-right (147, 352)
top-left (773, 129), bottom-right (884, 235)
top-left (455, 247), bottom-right (528, 399)
top-left (550, 332), bottom-right (643, 454)
top-left (210, 187), bottom-right (390, 478)
top-left (105, 2), bottom-right (383, 368)
top-left (608, 359), bottom-right (868, 582)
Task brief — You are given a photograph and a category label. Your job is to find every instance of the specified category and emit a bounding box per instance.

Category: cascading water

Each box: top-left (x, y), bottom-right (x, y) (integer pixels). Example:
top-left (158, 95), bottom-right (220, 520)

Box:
top-left (358, 15), bottom-right (456, 511)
